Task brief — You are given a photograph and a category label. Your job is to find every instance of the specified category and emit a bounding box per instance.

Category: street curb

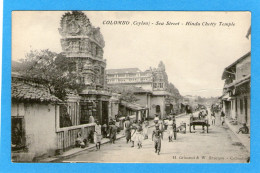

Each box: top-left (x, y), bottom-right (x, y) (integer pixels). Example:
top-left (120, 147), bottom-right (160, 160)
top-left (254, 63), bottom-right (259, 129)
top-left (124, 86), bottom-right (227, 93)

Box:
top-left (47, 125), bottom-right (155, 162)
top-left (42, 113), bottom-right (188, 162)
top-left (47, 134), bottom-right (126, 163)
top-left (225, 120), bottom-right (250, 153)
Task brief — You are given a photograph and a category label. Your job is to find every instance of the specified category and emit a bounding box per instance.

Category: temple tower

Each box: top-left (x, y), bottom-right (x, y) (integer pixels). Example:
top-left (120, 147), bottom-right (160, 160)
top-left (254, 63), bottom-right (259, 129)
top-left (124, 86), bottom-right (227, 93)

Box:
top-left (59, 11), bottom-right (110, 125)
top-left (59, 11), bottom-right (106, 90)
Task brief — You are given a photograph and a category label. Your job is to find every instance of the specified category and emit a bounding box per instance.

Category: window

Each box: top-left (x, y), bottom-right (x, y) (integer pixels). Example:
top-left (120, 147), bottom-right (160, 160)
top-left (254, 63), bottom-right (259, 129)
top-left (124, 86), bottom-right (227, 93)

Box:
top-left (159, 83), bottom-right (164, 88)
top-left (118, 74), bottom-right (126, 77)
top-left (12, 117), bottom-right (26, 151)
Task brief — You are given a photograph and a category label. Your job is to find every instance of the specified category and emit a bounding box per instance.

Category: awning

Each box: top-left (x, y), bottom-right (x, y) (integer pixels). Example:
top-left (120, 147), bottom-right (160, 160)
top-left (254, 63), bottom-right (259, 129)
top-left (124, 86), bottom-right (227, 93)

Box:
top-left (120, 101), bottom-right (148, 111)
top-left (227, 97), bottom-right (232, 101)
top-left (119, 115), bottom-right (137, 121)
top-left (221, 93), bottom-right (235, 101)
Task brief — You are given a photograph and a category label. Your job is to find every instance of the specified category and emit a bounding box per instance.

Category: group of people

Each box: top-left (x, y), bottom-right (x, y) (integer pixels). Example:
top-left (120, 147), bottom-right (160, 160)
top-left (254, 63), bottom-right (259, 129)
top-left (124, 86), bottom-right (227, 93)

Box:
top-left (198, 108), bottom-right (217, 126)
top-left (75, 120), bottom-right (102, 150)
top-left (206, 108), bottom-right (249, 134)
top-left (75, 119), bottom-right (119, 150)
top-left (123, 114), bottom-right (180, 155)
top-left (124, 117), bottom-right (149, 149)
top-left (76, 108), bottom-right (249, 155)
top-left (152, 115), bottom-right (180, 155)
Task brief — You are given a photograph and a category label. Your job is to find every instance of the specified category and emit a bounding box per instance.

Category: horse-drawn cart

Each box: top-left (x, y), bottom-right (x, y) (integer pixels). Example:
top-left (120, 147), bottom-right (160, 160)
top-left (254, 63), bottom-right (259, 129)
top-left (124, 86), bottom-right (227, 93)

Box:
top-left (189, 116), bottom-right (209, 133)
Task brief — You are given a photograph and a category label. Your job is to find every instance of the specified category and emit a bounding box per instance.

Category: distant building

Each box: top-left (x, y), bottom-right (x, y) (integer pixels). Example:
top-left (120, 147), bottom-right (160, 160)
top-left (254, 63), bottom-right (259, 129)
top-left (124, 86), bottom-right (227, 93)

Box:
top-left (221, 52), bottom-right (251, 126)
top-left (107, 61), bottom-right (168, 92)
top-left (106, 62), bottom-right (180, 118)
top-left (183, 95), bottom-right (199, 105)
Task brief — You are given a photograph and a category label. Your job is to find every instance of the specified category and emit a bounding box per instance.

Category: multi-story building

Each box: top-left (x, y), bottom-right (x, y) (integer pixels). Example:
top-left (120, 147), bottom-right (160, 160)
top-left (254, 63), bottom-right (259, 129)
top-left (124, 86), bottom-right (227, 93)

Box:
top-left (107, 68), bottom-right (153, 91)
top-left (221, 52), bottom-right (251, 127)
top-left (106, 61), bottom-right (178, 118)
top-left (107, 61), bottom-right (168, 91)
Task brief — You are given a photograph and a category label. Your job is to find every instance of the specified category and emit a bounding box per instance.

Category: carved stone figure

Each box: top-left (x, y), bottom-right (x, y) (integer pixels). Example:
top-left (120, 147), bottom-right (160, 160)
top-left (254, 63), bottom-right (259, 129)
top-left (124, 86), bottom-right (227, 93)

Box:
top-left (92, 43), bottom-right (97, 57)
top-left (158, 61), bottom-right (165, 71)
top-left (80, 39), bottom-right (92, 53)
top-left (97, 47), bottom-right (103, 57)
top-left (59, 11), bottom-right (91, 37)
top-left (93, 28), bottom-right (105, 48)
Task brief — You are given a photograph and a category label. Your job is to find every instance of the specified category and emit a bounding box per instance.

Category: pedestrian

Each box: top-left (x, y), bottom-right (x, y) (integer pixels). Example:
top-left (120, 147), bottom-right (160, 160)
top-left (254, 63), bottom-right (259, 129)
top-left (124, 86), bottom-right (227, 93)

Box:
top-left (136, 122), bottom-right (144, 149)
top-left (221, 111), bottom-right (225, 126)
top-left (109, 121), bottom-right (117, 144)
top-left (154, 114), bottom-right (159, 124)
top-left (164, 117), bottom-right (169, 131)
top-left (130, 120), bottom-right (138, 147)
top-left (75, 132), bottom-right (85, 148)
top-left (198, 111), bottom-right (202, 119)
top-left (124, 116), bottom-right (132, 143)
top-left (167, 117), bottom-right (174, 142)
top-left (115, 118), bottom-right (120, 133)
top-left (108, 117), bottom-right (114, 125)
top-left (94, 121), bottom-right (102, 150)
top-left (143, 120), bottom-right (149, 140)
top-left (178, 121), bottom-right (186, 134)
top-left (211, 112), bottom-right (216, 125)
top-left (158, 119), bottom-right (164, 132)
top-left (152, 124), bottom-right (163, 155)
top-left (115, 114), bottom-right (119, 121)
top-left (102, 123), bottom-right (108, 138)
top-left (237, 123), bottom-right (249, 134)
top-left (173, 118), bottom-right (177, 139)
top-left (89, 114), bottom-right (95, 123)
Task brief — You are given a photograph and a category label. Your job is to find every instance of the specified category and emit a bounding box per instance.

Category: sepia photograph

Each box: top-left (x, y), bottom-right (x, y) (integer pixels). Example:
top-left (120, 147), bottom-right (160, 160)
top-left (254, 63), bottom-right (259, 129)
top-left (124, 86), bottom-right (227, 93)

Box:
top-left (11, 11), bottom-right (251, 163)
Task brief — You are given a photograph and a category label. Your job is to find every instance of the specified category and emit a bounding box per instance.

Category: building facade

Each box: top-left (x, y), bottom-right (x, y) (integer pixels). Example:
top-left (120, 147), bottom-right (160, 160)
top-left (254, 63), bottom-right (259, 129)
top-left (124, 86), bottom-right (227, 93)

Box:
top-left (107, 68), bottom-right (153, 91)
top-left (221, 52), bottom-right (251, 127)
top-left (106, 62), bottom-right (178, 119)
top-left (107, 61), bottom-right (168, 92)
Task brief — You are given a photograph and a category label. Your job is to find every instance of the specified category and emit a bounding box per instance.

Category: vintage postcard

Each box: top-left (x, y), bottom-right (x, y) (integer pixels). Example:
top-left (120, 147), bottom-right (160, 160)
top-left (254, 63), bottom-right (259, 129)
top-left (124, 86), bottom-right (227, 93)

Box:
top-left (11, 11), bottom-right (250, 163)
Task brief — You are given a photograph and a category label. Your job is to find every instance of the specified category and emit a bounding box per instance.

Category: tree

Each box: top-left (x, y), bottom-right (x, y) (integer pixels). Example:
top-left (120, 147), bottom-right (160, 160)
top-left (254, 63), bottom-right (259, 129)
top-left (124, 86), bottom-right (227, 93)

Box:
top-left (167, 82), bottom-right (182, 99)
top-left (108, 85), bottom-right (139, 103)
top-left (18, 49), bottom-right (85, 100)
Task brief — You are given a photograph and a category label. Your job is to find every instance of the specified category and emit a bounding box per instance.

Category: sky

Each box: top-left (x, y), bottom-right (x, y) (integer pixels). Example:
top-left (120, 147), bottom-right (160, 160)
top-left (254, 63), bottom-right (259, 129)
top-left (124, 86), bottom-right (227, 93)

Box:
top-left (12, 11), bottom-right (251, 97)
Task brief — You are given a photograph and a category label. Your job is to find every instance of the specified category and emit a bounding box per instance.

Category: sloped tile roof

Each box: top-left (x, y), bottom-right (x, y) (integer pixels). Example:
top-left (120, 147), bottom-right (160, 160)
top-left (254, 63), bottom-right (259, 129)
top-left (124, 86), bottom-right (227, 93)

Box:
top-left (132, 87), bottom-right (152, 94)
top-left (222, 52), bottom-right (251, 80)
top-left (12, 78), bottom-right (61, 103)
top-left (120, 101), bottom-right (147, 111)
top-left (152, 90), bottom-right (171, 96)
